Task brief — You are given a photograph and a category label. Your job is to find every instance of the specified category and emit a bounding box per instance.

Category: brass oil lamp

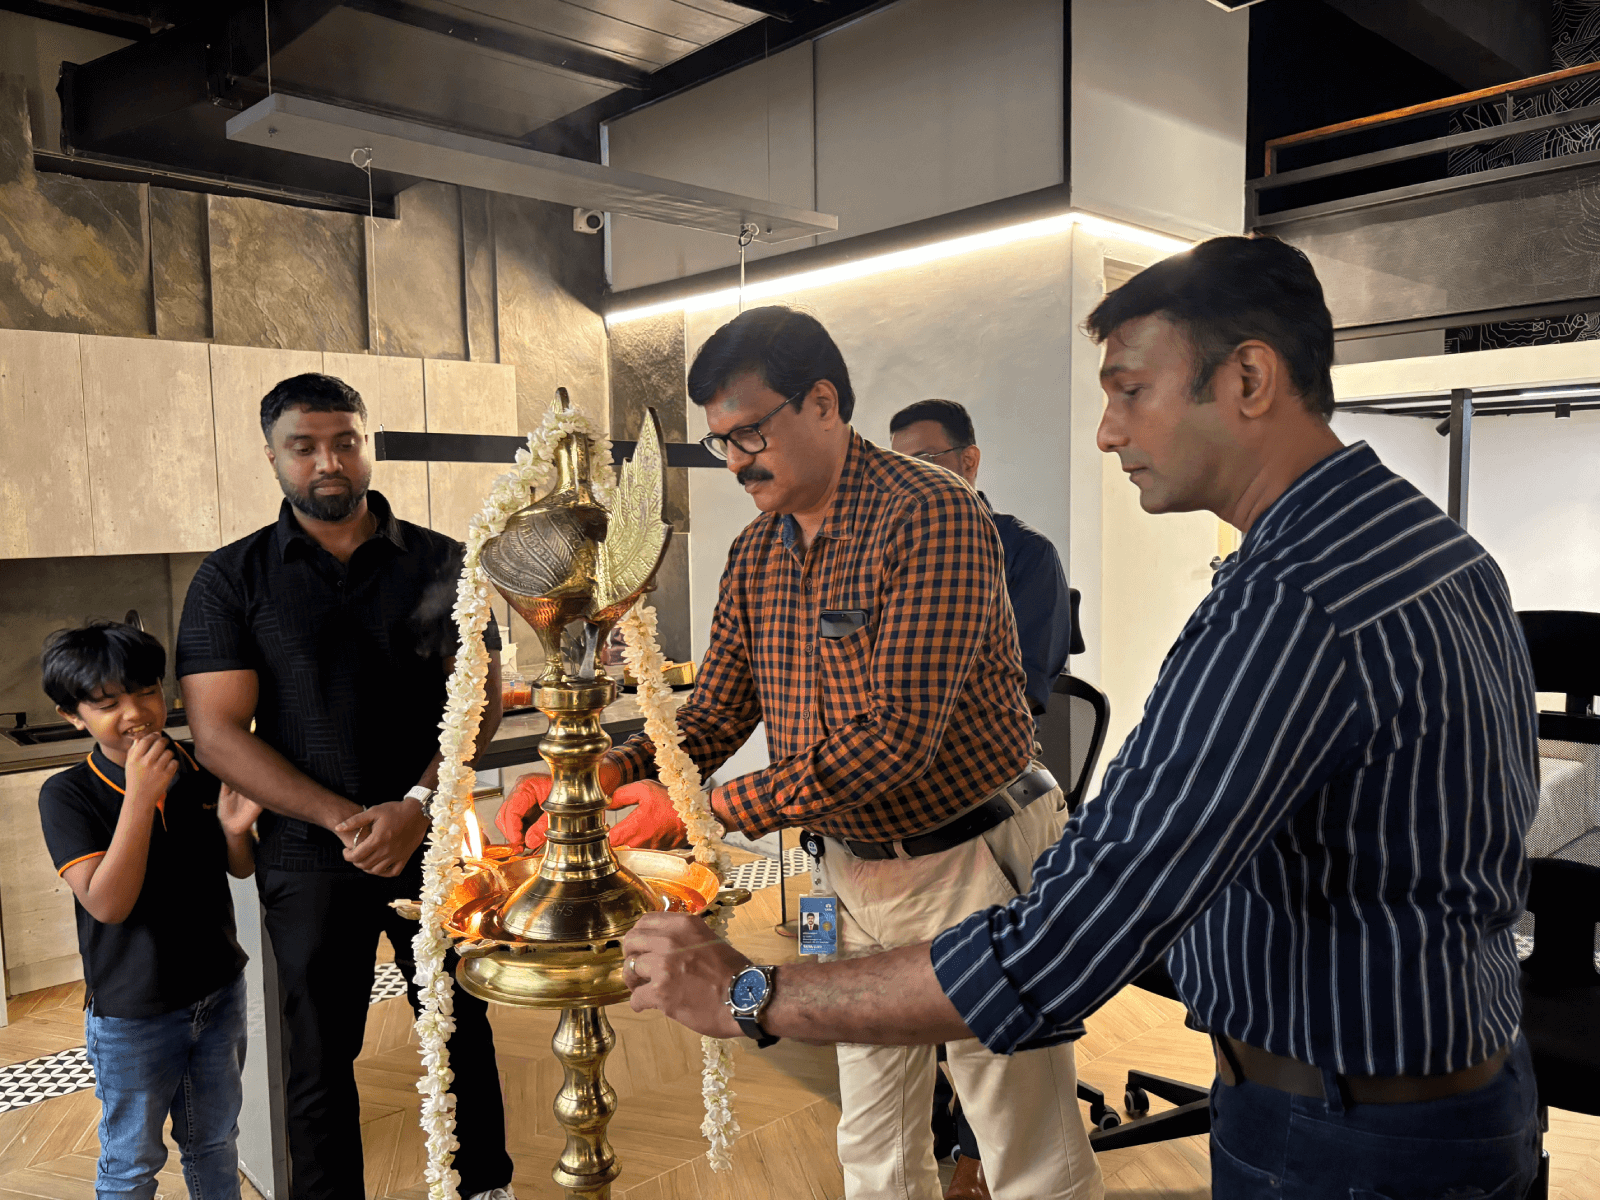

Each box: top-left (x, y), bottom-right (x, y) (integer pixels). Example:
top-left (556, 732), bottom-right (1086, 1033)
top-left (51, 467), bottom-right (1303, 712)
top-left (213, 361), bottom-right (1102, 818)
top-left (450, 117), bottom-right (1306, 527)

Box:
top-left (440, 391), bottom-right (736, 1199)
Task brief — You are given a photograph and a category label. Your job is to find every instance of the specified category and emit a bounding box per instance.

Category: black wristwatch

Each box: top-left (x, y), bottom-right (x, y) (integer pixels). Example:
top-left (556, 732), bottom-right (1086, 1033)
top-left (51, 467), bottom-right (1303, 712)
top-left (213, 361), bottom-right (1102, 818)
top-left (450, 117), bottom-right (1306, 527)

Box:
top-left (726, 965), bottom-right (780, 1048)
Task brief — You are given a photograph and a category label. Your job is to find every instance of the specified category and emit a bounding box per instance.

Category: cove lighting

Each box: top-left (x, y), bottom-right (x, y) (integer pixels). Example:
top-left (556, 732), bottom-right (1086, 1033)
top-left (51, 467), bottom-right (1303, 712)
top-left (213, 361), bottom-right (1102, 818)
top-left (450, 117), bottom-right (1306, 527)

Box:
top-left (605, 211), bottom-right (1194, 325)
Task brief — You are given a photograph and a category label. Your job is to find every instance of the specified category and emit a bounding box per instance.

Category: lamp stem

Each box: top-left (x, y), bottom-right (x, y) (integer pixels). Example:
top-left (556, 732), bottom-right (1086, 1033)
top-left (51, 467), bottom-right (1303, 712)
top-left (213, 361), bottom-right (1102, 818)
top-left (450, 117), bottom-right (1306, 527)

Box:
top-left (551, 1005), bottom-right (621, 1198)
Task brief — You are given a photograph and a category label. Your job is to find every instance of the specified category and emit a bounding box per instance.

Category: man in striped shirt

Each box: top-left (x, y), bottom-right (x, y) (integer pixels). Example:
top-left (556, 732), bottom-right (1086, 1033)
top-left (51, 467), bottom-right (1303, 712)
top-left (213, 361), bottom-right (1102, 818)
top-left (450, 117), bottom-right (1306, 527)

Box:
top-left (624, 237), bottom-right (1543, 1200)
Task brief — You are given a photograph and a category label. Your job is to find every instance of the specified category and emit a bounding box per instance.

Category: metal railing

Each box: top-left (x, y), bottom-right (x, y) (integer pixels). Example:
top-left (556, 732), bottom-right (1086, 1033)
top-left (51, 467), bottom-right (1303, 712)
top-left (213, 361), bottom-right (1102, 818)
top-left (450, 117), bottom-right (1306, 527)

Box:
top-left (1250, 58), bottom-right (1600, 228)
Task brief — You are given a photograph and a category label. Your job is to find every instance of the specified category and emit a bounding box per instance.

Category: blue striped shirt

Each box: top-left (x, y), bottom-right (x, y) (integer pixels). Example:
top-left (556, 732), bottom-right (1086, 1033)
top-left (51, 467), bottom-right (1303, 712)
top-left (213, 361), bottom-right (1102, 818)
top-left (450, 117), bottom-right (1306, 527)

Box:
top-left (932, 443), bottom-right (1539, 1076)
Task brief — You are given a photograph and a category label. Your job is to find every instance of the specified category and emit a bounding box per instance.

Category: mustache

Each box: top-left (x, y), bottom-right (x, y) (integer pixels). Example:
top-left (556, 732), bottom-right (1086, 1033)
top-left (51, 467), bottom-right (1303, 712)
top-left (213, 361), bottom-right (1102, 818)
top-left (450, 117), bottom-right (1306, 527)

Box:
top-left (737, 465), bottom-right (774, 486)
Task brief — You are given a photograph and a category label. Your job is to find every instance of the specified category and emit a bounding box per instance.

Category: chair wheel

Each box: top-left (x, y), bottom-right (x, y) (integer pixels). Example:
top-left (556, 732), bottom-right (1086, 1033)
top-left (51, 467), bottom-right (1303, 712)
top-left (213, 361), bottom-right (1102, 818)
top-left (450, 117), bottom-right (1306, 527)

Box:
top-left (1124, 1086), bottom-right (1150, 1118)
top-left (1089, 1103), bottom-right (1121, 1131)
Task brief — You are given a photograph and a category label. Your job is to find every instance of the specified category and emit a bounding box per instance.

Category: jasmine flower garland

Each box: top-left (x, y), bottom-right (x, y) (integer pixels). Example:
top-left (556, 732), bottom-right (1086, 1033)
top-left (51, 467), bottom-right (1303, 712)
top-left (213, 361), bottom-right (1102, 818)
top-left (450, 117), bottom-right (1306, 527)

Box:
top-left (412, 400), bottom-right (612, 1200)
top-left (617, 601), bottom-right (740, 1170)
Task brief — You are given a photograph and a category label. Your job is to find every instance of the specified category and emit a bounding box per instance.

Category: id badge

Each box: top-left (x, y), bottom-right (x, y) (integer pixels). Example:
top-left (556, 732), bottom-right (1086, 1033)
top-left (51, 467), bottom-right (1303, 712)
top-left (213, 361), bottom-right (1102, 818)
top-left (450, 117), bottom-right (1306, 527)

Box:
top-left (798, 895), bottom-right (837, 956)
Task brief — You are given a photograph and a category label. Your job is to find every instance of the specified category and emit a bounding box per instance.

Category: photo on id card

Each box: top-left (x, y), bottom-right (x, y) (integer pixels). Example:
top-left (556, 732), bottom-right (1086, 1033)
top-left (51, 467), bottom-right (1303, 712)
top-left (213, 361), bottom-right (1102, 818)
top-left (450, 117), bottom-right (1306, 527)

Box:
top-left (799, 895), bottom-right (837, 955)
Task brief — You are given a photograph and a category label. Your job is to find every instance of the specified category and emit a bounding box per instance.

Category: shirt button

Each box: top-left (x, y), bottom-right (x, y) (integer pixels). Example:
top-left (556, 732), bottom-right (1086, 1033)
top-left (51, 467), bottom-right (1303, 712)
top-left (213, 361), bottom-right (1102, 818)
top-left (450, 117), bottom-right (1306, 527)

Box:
top-left (804, 644), bottom-right (813, 657)
top-left (803, 579), bottom-right (811, 591)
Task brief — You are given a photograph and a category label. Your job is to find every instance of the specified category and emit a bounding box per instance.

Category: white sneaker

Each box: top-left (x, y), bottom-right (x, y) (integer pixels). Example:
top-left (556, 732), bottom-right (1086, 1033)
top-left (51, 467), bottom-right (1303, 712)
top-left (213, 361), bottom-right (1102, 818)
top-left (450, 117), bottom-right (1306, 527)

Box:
top-left (466, 1189), bottom-right (515, 1200)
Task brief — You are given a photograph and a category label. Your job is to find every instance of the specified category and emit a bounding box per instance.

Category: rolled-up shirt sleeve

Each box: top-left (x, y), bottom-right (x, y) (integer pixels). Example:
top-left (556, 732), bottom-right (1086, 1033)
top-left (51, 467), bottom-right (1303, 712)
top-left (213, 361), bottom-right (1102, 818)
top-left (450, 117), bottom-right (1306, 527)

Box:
top-left (932, 578), bottom-right (1366, 1053)
top-left (612, 550), bottom-right (764, 790)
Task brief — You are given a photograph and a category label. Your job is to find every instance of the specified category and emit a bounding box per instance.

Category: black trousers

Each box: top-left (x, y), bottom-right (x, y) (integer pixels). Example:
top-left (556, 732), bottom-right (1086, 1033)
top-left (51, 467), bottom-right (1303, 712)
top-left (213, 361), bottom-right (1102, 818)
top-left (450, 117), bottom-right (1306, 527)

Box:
top-left (259, 862), bottom-right (514, 1200)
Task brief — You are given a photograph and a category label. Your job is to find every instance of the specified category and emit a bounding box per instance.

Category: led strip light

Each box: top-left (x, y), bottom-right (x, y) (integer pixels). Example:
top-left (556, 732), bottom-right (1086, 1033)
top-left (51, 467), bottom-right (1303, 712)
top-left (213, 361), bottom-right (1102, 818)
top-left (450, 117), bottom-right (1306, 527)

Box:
top-left (605, 211), bottom-right (1195, 325)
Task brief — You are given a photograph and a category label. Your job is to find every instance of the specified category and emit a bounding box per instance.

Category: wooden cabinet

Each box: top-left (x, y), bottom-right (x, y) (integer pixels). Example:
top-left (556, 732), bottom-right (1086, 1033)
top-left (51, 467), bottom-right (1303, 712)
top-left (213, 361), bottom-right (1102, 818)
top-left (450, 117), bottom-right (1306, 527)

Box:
top-left (324, 352), bottom-right (431, 527)
top-left (0, 330), bottom-right (94, 559)
top-left (210, 344), bottom-right (323, 544)
top-left (423, 359), bottom-right (518, 542)
top-left (80, 336), bottom-right (219, 555)
top-left (0, 767), bottom-right (80, 1004)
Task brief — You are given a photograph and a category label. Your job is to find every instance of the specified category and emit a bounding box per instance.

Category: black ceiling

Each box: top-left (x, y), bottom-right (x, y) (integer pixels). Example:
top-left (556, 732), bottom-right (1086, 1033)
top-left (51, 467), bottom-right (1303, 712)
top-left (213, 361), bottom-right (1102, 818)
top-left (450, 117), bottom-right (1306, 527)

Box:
top-left (6, 0), bottom-right (889, 212)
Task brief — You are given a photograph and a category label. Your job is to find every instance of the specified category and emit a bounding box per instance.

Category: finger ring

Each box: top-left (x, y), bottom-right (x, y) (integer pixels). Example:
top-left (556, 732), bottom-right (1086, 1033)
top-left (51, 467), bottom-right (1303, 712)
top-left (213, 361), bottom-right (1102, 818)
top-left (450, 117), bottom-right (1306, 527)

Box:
top-left (627, 956), bottom-right (637, 975)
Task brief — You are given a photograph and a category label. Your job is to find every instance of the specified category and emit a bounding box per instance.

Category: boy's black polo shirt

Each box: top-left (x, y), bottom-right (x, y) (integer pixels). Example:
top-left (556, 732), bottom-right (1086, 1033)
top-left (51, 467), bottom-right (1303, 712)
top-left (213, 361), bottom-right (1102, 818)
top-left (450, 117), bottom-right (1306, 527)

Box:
top-left (174, 490), bottom-right (499, 871)
top-left (38, 741), bottom-right (247, 1017)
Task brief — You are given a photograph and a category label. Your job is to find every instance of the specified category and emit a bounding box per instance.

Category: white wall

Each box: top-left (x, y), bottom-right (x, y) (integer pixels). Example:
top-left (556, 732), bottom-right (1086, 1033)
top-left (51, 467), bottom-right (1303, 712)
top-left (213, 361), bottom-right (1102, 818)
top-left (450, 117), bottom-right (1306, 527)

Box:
top-left (1071, 0), bottom-right (1250, 239)
top-left (606, 0), bottom-right (1065, 291)
top-left (1471, 412), bottom-right (1600, 612)
top-left (1331, 343), bottom-right (1600, 613)
top-left (1328, 411), bottom-right (1448, 510)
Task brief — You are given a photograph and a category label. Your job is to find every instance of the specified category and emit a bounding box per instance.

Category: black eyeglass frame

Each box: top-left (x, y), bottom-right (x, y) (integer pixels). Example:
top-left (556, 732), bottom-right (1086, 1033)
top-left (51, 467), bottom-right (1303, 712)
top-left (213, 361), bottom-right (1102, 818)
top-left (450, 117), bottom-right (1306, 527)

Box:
top-left (909, 444), bottom-right (973, 463)
top-left (699, 389), bottom-right (809, 461)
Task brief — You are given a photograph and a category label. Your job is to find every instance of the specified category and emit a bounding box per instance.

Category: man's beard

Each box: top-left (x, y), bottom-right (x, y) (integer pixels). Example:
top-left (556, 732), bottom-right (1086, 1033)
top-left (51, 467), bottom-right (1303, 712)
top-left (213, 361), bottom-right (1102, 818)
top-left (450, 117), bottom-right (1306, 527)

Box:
top-left (282, 471), bottom-right (370, 522)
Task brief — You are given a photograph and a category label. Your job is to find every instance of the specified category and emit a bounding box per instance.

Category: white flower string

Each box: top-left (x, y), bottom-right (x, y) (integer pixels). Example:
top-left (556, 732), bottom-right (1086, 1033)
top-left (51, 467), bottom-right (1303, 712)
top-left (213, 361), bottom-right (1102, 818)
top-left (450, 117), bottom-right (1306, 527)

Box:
top-left (412, 398), bottom-right (611, 1200)
top-left (618, 601), bottom-right (741, 1169)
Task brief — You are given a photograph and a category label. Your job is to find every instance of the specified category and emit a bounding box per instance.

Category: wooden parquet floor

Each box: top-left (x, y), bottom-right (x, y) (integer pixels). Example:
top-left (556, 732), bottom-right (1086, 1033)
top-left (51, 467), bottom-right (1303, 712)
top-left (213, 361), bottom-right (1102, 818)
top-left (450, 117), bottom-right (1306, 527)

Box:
top-left (0, 873), bottom-right (1596, 1199)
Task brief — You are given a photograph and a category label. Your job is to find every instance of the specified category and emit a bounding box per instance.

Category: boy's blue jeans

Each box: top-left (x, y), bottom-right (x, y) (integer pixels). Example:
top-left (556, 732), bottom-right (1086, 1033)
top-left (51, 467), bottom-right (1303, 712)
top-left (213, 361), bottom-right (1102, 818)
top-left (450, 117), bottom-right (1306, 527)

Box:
top-left (85, 973), bottom-right (247, 1200)
top-left (1209, 1033), bottom-right (1541, 1199)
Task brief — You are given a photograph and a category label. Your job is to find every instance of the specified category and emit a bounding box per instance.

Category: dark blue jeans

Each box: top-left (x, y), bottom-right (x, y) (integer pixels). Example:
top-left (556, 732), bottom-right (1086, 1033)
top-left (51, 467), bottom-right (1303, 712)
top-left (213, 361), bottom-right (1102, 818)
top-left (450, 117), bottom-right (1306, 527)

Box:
top-left (85, 973), bottom-right (247, 1200)
top-left (1209, 1035), bottom-right (1541, 1200)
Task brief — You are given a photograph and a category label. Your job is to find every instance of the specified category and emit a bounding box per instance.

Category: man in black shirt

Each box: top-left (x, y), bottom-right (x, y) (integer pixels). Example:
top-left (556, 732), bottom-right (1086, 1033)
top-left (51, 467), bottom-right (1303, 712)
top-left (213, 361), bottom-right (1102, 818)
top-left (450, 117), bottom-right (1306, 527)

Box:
top-left (890, 399), bottom-right (1072, 714)
top-left (177, 374), bottom-right (515, 1200)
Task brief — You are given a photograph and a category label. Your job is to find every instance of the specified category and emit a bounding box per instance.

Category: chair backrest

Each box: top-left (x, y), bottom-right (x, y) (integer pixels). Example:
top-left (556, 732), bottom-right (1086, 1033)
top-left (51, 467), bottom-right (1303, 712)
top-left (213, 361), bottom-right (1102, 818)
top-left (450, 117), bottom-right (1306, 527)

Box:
top-left (1518, 610), bottom-right (1600, 717)
top-left (1522, 855), bottom-right (1600, 988)
top-left (1035, 673), bottom-right (1110, 813)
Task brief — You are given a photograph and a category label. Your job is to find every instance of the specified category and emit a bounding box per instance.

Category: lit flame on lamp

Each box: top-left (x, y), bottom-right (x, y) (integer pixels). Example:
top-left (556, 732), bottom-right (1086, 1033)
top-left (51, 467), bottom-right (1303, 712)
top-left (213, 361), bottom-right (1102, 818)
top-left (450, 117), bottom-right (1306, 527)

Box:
top-left (462, 806), bottom-right (485, 863)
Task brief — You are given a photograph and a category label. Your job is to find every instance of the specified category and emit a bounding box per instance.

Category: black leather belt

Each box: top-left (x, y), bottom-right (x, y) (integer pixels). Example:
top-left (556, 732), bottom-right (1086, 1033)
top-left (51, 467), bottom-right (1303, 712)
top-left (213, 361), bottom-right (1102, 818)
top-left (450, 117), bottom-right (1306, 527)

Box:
top-left (818, 766), bottom-right (1058, 861)
top-left (1215, 1036), bottom-right (1511, 1105)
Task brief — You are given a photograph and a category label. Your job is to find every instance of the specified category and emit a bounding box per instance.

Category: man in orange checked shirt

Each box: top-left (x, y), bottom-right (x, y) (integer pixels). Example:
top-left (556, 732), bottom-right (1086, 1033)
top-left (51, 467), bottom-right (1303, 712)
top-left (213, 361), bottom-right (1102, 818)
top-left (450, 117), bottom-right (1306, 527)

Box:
top-left (499, 307), bottom-right (1101, 1200)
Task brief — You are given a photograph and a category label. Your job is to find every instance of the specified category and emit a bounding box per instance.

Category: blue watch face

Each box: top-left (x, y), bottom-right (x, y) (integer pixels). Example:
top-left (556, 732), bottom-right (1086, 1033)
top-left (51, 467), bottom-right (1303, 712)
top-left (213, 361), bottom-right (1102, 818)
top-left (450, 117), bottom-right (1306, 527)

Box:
top-left (731, 968), bottom-right (767, 1009)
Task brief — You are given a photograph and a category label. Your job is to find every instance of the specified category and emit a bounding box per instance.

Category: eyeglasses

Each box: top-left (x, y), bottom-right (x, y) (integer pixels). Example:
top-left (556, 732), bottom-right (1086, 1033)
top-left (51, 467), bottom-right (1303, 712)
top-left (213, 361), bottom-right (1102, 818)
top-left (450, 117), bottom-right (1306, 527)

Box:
top-left (909, 445), bottom-right (972, 463)
top-left (700, 390), bottom-right (806, 461)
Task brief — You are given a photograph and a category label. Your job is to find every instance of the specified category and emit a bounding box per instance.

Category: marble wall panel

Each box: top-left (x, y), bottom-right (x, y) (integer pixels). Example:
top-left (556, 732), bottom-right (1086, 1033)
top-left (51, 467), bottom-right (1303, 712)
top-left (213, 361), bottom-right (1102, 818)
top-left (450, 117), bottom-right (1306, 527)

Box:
top-left (371, 181), bottom-right (466, 361)
top-left (150, 187), bottom-right (211, 341)
top-left (209, 194), bottom-right (367, 353)
top-left (0, 75), bottom-right (151, 337)
top-left (461, 187), bottom-right (497, 363)
top-left (608, 311), bottom-right (689, 531)
top-left (492, 193), bottom-right (608, 434)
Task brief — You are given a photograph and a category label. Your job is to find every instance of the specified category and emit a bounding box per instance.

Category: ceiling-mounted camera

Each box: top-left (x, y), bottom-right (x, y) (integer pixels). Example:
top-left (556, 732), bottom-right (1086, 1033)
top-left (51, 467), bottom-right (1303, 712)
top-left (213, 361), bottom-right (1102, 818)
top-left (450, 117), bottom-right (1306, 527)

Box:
top-left (573, 208), bottom-right (605, 234)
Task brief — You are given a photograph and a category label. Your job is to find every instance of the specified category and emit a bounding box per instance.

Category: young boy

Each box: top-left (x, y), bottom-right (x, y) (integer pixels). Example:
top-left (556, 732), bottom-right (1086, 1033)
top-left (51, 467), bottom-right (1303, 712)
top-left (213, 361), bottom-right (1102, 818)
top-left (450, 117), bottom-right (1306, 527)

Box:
top-left (38, 621), bottom-right (261, 1200)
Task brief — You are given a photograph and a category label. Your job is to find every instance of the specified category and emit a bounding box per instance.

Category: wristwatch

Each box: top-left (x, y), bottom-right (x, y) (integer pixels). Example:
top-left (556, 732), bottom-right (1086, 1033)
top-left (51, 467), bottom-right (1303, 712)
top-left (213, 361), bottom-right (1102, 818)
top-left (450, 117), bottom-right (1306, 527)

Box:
top-left (726, 965), bottom-right (780, 1048)
top-left (405, 785), bottom-right (434, 816)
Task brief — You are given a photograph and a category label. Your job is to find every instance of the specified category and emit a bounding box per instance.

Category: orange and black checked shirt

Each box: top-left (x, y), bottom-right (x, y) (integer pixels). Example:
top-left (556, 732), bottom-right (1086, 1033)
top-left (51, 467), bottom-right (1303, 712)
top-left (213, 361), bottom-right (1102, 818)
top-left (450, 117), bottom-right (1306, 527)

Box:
top-left (612, 431), bottom-right (1035, 843)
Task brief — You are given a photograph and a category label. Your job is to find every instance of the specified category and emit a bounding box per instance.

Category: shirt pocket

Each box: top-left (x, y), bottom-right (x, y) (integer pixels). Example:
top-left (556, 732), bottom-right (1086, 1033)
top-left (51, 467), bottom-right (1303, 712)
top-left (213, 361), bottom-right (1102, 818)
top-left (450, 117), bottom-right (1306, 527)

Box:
top-left (815, 623), bottom-right (874, 732)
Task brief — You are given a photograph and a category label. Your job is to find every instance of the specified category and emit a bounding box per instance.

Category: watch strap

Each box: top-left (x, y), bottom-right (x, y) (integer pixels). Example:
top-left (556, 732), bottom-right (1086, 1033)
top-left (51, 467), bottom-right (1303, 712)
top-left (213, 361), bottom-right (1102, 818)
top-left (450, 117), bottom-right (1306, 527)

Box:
top-left (736, 1013), bottom-right (779, 1048)
top-left (405, 785), bottom-right (434, 817)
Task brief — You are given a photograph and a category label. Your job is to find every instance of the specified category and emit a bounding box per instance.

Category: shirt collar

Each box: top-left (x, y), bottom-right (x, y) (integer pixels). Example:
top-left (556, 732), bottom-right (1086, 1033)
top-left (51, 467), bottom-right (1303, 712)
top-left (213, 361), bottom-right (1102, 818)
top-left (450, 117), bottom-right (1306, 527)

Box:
top-left (778, 430), bottom-right (868, 553)
top-left (87, 742), bottom-right (126, 791)
top-left (87, 736), bottom-right (197, 794)
top-left (1238, 441), bottom-right (1377, 561)
top-left (276, 489), bottom-right (406, 562)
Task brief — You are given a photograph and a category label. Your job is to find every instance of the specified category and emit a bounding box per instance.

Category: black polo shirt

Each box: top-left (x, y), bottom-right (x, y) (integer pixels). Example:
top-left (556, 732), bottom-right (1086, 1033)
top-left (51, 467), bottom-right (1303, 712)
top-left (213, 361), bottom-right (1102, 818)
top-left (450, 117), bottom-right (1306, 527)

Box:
top-left (175, 491), bottom-right (499, 871)
top-left (38, 740), bottom-right (247, 1017)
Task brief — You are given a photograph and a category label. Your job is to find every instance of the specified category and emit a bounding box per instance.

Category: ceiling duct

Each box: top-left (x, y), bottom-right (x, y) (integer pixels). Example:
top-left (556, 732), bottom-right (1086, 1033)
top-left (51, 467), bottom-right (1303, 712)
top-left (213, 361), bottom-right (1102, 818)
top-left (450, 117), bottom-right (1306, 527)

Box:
top-left (226, 92), bottom-right (837, 242)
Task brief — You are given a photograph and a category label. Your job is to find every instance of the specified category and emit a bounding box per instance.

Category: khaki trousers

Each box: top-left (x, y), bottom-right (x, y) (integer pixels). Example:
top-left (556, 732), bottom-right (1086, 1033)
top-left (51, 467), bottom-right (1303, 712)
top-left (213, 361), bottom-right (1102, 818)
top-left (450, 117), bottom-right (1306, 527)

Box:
top-left (821, 790), bottom-right (1104, 1200)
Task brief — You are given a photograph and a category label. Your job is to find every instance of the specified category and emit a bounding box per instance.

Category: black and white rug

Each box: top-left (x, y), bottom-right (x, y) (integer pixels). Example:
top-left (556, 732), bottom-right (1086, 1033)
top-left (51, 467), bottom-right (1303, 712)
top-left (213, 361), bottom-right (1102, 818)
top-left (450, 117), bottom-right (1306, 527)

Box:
top-left (724, 847), bottom-right (811, 894)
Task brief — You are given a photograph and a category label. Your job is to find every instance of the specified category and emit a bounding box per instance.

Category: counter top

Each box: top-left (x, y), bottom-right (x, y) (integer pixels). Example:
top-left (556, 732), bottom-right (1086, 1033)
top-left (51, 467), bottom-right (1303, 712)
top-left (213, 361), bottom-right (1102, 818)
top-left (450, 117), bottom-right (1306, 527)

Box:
top-left (0, 689), bottom-right (687, 777)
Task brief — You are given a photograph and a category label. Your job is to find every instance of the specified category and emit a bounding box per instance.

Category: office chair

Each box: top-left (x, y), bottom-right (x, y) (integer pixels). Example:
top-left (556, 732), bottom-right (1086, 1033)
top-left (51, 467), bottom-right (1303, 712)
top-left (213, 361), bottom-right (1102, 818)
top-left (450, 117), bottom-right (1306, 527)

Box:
top-left (1516, 611), bottom-right (1600, 859)
top-left (1513, 611), bottom-right (1600, 1196)
top-left (1518, 851), bottom-right (1600, 1200)
top-left (1034, 670), bottom-right (1213, 1149)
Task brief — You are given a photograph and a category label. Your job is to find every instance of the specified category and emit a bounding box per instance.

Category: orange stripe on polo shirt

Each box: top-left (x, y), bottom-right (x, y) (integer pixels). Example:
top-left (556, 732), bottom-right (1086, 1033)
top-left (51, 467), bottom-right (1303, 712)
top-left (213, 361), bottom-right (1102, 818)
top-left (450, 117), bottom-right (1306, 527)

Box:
top-left (85, 745), bottom-right (182, 827)
top-left (57, 851), bottom-right (106, 876)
